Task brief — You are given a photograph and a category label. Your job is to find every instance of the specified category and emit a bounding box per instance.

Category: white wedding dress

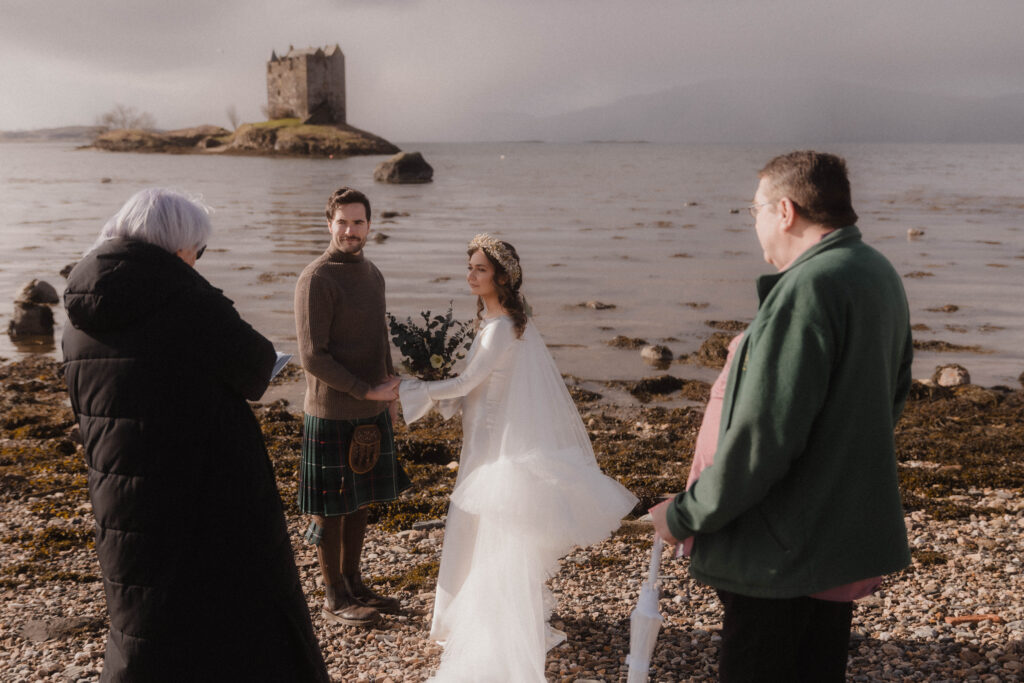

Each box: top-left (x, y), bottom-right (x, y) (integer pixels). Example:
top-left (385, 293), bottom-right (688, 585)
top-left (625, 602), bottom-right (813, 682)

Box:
top-left (400, 316), bottom-right (638, 682)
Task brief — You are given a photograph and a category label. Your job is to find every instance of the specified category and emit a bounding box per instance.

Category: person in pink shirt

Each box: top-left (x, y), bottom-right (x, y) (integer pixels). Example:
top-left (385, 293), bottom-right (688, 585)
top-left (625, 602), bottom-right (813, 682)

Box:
top-left (678, 333), bottom-right (881, 600)
top-left (651, 152), bottom-right (913, 682)
top-left (679, 334), bottom-right (743, 556)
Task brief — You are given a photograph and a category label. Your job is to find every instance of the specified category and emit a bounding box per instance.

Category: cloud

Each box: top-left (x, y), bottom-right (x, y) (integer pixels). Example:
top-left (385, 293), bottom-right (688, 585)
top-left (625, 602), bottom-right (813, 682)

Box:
top-left (2, 0), bottom-right (1024, 138)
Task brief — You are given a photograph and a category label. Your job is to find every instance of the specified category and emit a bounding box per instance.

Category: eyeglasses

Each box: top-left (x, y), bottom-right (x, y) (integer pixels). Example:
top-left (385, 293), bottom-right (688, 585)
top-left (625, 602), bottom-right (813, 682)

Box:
top-left (746, 201), bottom-right (773, 218)
top-left (196, 245), bottom-right (207, 260)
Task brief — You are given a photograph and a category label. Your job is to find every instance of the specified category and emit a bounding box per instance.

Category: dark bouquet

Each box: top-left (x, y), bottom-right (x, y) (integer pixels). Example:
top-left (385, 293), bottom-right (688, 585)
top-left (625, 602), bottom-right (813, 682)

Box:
top-left (386, 304), bottom-right (476, 381)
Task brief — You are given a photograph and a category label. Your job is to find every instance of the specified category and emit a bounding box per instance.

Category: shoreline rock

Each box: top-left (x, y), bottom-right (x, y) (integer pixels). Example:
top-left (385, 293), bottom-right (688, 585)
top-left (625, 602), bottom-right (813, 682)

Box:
top-left (15, 280), bottom-right (59, 305)
top-left (8, 279), bottom-right (59, 338)
top-left (933, 363), bottom-right (971, 387)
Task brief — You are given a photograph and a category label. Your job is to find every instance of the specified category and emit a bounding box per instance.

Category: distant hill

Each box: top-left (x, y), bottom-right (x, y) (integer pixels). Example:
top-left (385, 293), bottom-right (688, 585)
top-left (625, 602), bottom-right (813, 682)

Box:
top-left (466, 79), bottom-right (1024, 143)
top-left (0, 126), bottom-right (106, 143)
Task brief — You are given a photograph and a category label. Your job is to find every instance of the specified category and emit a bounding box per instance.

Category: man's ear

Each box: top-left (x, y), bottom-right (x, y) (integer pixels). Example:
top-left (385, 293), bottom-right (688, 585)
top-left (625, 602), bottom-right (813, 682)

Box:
top-left (777, 197), bottom-right (798, 232)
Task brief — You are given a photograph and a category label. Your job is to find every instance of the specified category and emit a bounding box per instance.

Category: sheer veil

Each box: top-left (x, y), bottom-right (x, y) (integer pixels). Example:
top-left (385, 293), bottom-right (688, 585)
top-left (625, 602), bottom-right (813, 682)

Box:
top-left (429, 321), bottom-right (638, 682)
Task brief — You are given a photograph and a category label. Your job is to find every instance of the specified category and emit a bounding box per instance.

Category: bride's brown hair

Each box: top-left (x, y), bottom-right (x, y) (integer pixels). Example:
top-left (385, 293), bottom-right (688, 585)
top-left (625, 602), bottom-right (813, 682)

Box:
top-left (467, 236), bottom-right (527, 339)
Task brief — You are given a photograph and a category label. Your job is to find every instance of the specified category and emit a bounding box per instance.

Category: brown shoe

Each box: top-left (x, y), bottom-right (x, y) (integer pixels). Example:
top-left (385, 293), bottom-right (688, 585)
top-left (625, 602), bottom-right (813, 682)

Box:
top-left (345, 575), bottom-right (401, 614)
top-left (322, 603), bottom-right (379, 627)
top-left (323, 581), bottom-right (380, 627)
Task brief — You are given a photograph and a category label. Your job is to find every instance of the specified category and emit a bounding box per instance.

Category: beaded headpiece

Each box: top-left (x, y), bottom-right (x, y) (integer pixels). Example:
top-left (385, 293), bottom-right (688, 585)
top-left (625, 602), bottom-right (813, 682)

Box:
top-left (468, 233), bottom-right (521, 288)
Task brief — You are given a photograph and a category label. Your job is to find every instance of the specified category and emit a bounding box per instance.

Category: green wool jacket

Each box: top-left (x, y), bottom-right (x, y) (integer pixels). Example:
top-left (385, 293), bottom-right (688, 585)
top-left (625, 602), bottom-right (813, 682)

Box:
top-left (666, 226), bottom-right (914, 598)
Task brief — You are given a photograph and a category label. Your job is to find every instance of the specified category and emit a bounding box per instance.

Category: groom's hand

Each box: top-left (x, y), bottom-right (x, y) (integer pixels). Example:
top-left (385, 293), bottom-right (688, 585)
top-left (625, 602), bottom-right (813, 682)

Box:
top-left (366, 376), bottom-right (400, 401)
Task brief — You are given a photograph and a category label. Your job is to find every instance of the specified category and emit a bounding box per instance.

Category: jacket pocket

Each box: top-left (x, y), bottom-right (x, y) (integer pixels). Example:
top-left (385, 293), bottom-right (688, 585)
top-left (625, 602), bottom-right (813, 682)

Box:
top-left (756, 505), bottom-right (792, 554)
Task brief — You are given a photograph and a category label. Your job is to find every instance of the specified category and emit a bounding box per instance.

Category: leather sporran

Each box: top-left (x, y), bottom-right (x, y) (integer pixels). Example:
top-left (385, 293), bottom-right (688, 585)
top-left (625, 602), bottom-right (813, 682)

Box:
top-left (348, 424), bottom-right (382, 474)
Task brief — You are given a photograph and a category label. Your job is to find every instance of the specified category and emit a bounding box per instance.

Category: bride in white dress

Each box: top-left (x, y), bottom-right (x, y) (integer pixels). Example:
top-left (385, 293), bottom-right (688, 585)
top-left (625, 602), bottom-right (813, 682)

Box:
top-left (399, 234), bottom-right (638, 682)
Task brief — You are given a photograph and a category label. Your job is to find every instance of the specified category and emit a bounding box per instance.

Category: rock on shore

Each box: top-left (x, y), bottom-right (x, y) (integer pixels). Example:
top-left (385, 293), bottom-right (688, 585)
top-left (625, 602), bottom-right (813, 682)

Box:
top-left (90, 120), bottom-right (399, 159)
top-left (8, 279), bottom-right (59, 339)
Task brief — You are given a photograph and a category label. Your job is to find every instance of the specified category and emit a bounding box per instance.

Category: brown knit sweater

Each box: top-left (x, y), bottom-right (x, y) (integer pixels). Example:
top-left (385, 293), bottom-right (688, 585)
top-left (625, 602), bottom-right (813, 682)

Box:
top-left (294, 245), bottom-right (394, 420)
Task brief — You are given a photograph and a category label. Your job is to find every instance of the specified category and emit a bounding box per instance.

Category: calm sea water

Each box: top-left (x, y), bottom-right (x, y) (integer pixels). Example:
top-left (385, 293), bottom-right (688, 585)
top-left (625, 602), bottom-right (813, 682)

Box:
top-left (2, 141), bottom-right (1022, 405)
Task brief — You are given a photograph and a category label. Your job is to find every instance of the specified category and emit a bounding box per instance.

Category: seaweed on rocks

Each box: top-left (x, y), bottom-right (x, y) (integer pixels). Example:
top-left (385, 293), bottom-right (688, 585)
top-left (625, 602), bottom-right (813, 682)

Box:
top-left (3, 527), bottom-right (94, 560)
top-left (567, 386), bottom-right (603, 404)
top-left (0, 359), bottom-right (86, 526)
top-left (693, 332), bottom-right (735, 368)
top-left (911, 549), bottom-right (949, 567)
top-left (606, 335), bottom-right (647, 349)
top-left (896, 385), bottom-right (1024, 519)
top-left (253, 399), bottom-right (305, 507)
top-left (614, 376), bottom-right (712, 403)
top-left (2, 354), bottom-right (1024, 680)
top-left (626, 375), bottom-right (686, 400)
top-left (371, 560), bottom-right (440, 593)
top-left (370, 480), bottom-right (453, 533)
top-left (703, 320), bottom-right (748, 332)
top-left (5, 352), bottom-right (1022, 540)
top-left (586, 406), bottom-right (703, 512)
top-left (914, 339), bottom-right (989, 353)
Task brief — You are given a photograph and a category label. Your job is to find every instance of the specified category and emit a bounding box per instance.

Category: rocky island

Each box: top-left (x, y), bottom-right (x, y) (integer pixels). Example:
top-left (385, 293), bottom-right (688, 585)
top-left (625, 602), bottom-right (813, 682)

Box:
top-left (89, 44), bottom-right (400, 159)
top-left (90, 119), bottom-right (399, 158)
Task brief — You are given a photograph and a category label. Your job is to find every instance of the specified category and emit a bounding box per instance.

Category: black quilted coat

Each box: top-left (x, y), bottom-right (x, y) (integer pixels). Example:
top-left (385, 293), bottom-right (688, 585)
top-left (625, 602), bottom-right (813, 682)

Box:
top-left (62, 238), bottom-right (328, 683)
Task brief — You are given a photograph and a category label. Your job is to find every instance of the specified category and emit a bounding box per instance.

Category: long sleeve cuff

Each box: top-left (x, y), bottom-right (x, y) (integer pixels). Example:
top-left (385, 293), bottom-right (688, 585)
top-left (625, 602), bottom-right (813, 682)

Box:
top-left (666, 494), bottom-right (696, 543)
top-left (399, 379), bottom-right (434, 424)
top-left (350, 379), bottom-right (371, 400)
top-left (435, 397), bottom-right (463, 420)
top-left (399, 379), bottom-right (463, 423)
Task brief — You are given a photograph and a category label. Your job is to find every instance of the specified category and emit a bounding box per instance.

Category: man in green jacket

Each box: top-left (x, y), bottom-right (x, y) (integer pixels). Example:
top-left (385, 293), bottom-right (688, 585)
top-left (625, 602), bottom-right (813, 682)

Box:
top-left (651, 151), bottom-right (913, 681)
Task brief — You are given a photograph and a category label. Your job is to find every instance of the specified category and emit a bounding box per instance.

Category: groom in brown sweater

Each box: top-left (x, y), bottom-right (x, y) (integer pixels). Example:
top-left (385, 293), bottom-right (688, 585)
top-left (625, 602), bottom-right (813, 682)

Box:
top-left (294, 186), bottom-right (409, 627)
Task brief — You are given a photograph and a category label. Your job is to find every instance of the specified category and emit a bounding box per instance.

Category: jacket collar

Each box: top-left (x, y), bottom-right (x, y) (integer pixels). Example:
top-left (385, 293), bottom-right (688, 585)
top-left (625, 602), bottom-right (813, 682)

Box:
top-left (64, 237), bottom-right (209, 333)
top-left (756, 225), bottom-right (862, 303)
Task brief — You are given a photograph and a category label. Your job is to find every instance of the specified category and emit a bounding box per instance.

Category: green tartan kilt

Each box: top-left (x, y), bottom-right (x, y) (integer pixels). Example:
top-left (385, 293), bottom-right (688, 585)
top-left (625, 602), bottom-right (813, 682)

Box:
top-left (299, 411), bottom-right (412, 518)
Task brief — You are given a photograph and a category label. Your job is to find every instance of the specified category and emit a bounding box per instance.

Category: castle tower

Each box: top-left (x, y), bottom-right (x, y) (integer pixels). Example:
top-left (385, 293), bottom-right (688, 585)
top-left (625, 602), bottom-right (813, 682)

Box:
top-left (266, 45), bottom-right (346, 125)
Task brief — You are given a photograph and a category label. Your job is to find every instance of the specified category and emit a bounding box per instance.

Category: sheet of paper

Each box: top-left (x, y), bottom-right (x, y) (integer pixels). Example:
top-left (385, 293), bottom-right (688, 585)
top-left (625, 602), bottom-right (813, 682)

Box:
top-left (271, 351), bottom-right (292, 380)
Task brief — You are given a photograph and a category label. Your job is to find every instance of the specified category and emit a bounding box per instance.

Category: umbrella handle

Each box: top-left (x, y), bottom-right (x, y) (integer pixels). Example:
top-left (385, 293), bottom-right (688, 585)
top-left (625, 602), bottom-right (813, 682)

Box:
top-left (648, 534), bottom-right (663, 585)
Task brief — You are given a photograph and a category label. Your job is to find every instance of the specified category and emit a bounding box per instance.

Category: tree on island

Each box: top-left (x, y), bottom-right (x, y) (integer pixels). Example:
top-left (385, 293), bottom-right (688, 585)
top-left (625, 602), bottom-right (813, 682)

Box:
top-left (226, 105), bottom-right (240, 131)
top-left (96, 104), bottom-right (156, 131)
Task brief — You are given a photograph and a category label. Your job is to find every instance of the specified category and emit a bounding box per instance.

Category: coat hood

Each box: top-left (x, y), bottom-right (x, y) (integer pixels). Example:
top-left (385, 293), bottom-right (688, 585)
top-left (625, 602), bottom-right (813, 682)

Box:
top-left (64, 237), bottom-right (206, 333)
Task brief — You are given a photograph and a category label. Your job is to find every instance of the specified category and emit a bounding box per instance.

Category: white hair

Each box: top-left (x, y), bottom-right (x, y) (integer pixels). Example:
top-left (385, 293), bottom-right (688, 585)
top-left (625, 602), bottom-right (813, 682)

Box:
top-left (94, 188), bottom-right (212, 254)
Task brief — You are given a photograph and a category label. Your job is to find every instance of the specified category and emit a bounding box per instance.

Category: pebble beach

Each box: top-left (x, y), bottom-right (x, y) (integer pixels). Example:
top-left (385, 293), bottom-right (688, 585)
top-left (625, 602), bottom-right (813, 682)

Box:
top-left (2, 351), bottom-right (1023, 682)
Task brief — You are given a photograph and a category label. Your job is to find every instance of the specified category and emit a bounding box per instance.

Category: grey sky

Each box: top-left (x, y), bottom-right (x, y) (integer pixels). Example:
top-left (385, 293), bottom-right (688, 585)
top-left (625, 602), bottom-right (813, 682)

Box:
top-left (2, 0), bottom-right (1023, 141)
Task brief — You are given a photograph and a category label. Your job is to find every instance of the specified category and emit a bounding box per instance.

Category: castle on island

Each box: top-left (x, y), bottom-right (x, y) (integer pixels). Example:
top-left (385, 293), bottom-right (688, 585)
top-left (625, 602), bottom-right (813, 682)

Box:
top-left (266, 45), bottom-right (346, 125)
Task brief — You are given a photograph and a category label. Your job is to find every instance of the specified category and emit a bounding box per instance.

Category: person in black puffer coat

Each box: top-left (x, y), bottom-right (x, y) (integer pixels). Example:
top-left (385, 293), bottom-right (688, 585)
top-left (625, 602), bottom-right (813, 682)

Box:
top-left (62, 188), bottom-right (329, 683)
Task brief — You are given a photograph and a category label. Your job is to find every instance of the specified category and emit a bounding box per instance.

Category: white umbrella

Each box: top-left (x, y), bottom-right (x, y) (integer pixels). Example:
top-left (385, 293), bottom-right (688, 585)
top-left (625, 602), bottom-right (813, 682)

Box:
top-left (626, 534), bottom-right (664, 683)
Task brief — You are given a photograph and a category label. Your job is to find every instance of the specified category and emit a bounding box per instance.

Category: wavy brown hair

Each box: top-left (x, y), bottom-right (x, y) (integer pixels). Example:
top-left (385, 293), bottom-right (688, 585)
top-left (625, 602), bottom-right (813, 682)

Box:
top-left (468, 240), bottom-right (527, 339)
top-left (324, 186), bottom-right (371, 222)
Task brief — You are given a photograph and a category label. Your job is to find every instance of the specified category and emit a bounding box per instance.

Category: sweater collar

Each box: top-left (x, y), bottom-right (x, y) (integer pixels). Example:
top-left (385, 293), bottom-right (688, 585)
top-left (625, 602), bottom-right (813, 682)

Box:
top-left (756, 225), bottom-right (862, 303)
top-left (326, 242), bottom-right (366, 264)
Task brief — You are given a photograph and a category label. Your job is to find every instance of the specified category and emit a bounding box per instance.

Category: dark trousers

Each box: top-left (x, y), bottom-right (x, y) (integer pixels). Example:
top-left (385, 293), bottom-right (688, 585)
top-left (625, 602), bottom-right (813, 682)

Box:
top-left (716, 589), bottom-right (853, 683)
